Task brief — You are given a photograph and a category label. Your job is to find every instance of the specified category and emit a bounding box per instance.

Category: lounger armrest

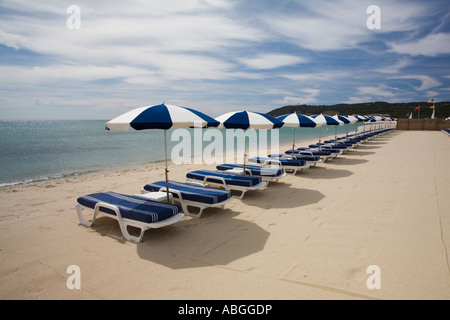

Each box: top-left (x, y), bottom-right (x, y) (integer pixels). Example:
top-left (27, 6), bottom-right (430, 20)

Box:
top-left (93, 202), bottom-right (142, 242)
top-left (95, 202), bottom-right (123, 221)
top-left (159, 187), bottom-right (184, 202)
top-left (300, 151), bottom-right (314, 156)
top-left (185, 181), bottom-right (205, 187)
top-left (202, 175), bottom-right (228, 189)
top-left (263, 159), bottom-right (281, 167)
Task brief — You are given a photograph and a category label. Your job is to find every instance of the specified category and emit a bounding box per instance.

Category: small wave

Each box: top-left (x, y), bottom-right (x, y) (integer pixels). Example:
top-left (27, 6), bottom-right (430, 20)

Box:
top-left (0, 169), bottom-right (101, 189)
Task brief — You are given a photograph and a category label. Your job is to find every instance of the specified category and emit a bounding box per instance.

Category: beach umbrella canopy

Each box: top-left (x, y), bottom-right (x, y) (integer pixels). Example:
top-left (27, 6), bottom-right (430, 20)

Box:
top-left (106, 104), bottom-right (219, 130)
top-left (343, 115), bottom-right (358, 124)
top-left (106, 103), bottom-right (220, 201)
top-left (215, 111), bottom-right (283, 171)
top-left (354, 115), bottom-right (366, 122)
top-left (313, 114), bottom-right (343, 126)
top-left (277, 113), bottom-right (320, 128)
top-left (216, 111), bottom-right (284, 130)
top-left (332, 115), bottom-right (351, 124)
top-left (277, 113), bottom-right (321, 152)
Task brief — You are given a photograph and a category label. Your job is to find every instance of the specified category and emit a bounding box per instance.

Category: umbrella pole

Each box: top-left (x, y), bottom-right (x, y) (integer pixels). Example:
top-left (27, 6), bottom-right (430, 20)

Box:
top-left (319, 127), bottom-right (322, 150)
top-left (292, 128), bottom-right (296, 155)
top-left (164, 130), bottom-right (170, 203)
top-left (243, 134), bottom-right (247, 174)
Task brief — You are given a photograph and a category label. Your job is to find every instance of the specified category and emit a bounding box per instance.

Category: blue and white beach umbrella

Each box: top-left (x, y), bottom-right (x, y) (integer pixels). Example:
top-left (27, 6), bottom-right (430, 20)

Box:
top-left (106, 103), bottom-right (220, 201)
top-left (354, 115), bottom-right (367, 122)
top-left (106, 103), bottom-right (219, 131)
top-left (345, 115), bottom-right (361, 136)
top-left (312, 114), bottom-right (343, 144)
top-left (277, 112), bottom-right (321, 152)
top-left (313, 114), bottom-right (343, 126)
top-left (333, 115), bottom-right (355, 138)
top-left (216, 110), bottom-right (284, 130)
top-left (215, 111), bottom-right (284, 171)
top-left (277, 113), bottom-right (319, 128)
top-left (344, 115), bottom-right (359, 124)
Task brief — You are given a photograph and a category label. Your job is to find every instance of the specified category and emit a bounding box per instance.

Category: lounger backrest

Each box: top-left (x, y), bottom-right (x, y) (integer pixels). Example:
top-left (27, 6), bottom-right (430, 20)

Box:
top-left (187, 170), bottom-right (262, 187)
top-left (77, 192), bottom-right (180, 223)
top-left (144, 181), bottom-right (231, 205)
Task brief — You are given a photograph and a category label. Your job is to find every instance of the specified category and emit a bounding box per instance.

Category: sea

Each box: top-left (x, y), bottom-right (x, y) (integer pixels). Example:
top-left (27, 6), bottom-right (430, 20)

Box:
top-left (0, 120), bottom-right (361, 188)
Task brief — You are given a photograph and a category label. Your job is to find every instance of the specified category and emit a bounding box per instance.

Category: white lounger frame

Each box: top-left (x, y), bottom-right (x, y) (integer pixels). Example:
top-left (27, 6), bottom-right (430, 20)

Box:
top-left (140, 184), bottom-right (233, 219)
top-left (314, 146), bottom-right (343, 156)
top-left (75, 202), bottom-right (185, 242)
top-left (298, 150), bottom-right (334, 163)
top-left (249, 158), bottom-right (310, 175)
top-left (185, 175), bottom-right (268, 200)
top-left (217, 167), bottom-right (287, 185)
top-left (280, 154), bottom-right (323, 167)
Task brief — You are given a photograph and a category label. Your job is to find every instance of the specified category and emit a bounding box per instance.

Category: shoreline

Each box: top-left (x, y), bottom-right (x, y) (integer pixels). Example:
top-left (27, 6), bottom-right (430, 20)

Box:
top-left (0, 131), bottom-right (342, 191)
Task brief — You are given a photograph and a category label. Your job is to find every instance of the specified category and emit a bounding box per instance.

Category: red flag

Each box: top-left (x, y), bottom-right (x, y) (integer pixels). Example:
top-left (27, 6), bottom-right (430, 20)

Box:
top-left (414, 106), bottom-right (420, 112)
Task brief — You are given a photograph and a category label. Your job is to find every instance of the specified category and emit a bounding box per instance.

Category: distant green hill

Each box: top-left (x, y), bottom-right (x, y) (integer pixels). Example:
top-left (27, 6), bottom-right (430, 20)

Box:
top-left (267, 102), bottom-right (450, 119)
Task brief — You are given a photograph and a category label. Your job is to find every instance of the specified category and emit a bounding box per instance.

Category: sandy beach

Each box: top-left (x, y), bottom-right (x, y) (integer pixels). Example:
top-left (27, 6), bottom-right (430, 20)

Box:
top-left (0, 130), bottom-right (449, 300)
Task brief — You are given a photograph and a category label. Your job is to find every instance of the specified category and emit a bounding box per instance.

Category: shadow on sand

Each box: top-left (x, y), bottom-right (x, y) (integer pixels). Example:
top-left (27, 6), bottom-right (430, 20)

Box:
top-left (301, 166), bottom-right (353, 180)
top-left (135, 209), bottom-right (270, 269)
top-left (325, 157), bottom-right (368, 166)
top-left (241, 182), bottom-right (325, 209)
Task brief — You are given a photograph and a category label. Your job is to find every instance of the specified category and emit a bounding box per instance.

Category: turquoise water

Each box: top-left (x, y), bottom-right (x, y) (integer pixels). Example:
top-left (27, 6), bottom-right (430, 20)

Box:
top-left (0, 120), bottom-right (363, 188)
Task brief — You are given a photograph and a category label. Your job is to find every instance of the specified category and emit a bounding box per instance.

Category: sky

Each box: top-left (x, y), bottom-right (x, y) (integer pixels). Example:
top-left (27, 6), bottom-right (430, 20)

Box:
top-left (0, 0), bottom-right (449, 120)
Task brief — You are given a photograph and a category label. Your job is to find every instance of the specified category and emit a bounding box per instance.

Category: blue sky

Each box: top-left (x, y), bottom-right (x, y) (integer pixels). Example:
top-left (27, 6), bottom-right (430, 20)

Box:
top-left (0, 0), bottom-right (449, 119)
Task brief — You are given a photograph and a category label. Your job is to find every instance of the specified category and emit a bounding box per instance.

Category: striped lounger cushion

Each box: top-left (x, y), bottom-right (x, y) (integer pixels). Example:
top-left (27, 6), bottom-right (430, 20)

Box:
top-left (143, 181), bottom-right (232, 205)
top-left (77, 191), bottom-right (180, 223)
top-left (216, 164), bottom-right (284, 177)
top-left (186, 170), bottom-right (262, 187)
top-left (297, 149), bottom-right (333, 156)
top-left (249, 157), bottom-right (307, 167)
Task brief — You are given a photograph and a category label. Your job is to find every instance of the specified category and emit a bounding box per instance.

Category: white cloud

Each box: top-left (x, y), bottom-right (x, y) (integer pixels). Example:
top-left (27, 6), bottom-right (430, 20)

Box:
top-left (281, 72), bottom-right (346, 82)
top-left (239, 54), bottom-right (307, 70)
top-left (263, 88), bottom-right (294, 96)
top-left (275, 96), bottom-right (318, 105)
top-left (391, 75), bottom-right (441, 91)
top-left (375, 58), bottom-right (411, 74)
top-left (343, 96), bottom-right (372, 104)
top-left (426, 91), bottom-right (439, 98)
top-left (0, 65), bottom-right (154, 84)
top-left (389, 33), bottom-right (450, 57)
top-left (358, 86), bottom-right (395, 97)
top-left (274, 88), bottom-right (320, 105)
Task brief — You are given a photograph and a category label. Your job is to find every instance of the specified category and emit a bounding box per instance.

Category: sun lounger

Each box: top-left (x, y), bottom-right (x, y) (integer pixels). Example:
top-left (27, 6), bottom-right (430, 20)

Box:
top-left (277, 152), bottom-right (323, 166)
top-left (186, 170), bottom-right (267, 199)
top-left (308, 144), bottom-right (344, 156)
top-left (142, 180), bottom-right (233, 218)
top-left (325, 140), bottom-right (356, 149)
top-left (76, 191), bottom-right (184, 242)
top-left (315, 142), bottom-right (350, 153)
top-left (215, 164), bottom-right (286, 184)
top-left (248, 157), bottom-right (310, 175)
top-left (296, 148), bottom-right (336, 162)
